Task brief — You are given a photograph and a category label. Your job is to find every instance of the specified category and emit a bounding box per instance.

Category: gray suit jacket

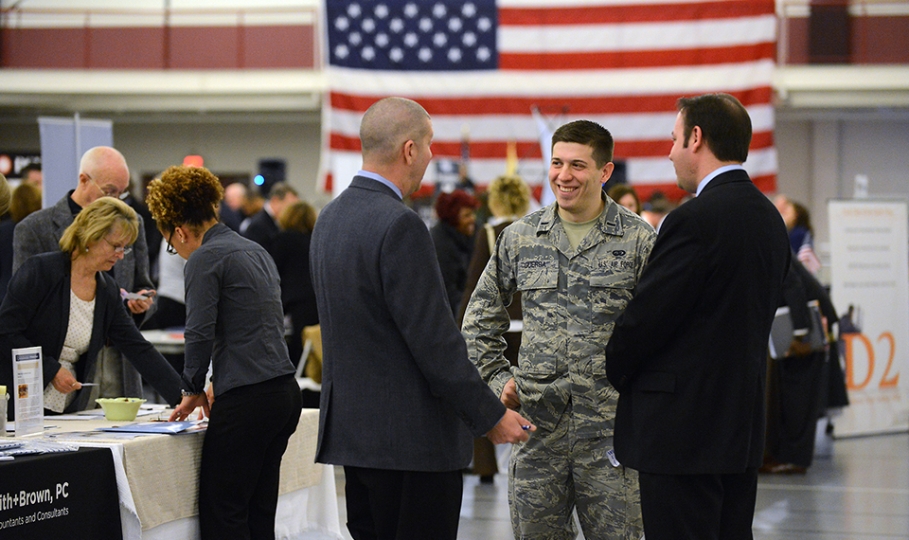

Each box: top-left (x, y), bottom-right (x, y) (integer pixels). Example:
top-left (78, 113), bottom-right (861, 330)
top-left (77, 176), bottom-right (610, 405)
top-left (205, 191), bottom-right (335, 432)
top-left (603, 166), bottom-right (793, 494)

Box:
top-left (310, 176), bottom-right (505, 472)
top-left (12, 193), bottom-right (157, 397)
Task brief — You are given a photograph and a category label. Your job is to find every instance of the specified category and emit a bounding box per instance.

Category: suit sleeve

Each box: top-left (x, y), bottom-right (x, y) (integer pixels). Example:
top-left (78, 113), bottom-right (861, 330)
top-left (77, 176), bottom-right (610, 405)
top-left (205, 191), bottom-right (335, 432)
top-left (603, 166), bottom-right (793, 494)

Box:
top-left (605, 208), bottom-right (706, 390)
top-left (461, 231), bottom-right (516, 400)
top-left (11, 216), bottom-right (42, 275)
top-left (381, 211), bottom-right (505, 437)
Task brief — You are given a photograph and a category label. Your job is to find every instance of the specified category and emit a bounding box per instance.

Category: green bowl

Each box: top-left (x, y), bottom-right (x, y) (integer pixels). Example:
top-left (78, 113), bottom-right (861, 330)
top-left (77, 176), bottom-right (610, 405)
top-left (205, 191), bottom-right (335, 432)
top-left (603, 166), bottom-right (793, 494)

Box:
top-left (95, 397), bottom-right (146, 421)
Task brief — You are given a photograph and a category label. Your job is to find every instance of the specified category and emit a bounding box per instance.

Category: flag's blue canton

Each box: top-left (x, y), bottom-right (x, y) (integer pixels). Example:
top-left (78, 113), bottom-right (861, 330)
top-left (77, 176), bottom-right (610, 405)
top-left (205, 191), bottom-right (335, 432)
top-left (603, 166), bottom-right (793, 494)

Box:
top-left (326, 1), bottom-right (498, 71)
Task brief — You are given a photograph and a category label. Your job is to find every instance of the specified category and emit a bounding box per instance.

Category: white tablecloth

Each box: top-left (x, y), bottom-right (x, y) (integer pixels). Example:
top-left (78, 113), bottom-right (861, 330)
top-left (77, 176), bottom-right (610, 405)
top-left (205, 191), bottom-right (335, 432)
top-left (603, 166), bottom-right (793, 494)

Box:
top-left (40, 409), bottom-right (342, 539)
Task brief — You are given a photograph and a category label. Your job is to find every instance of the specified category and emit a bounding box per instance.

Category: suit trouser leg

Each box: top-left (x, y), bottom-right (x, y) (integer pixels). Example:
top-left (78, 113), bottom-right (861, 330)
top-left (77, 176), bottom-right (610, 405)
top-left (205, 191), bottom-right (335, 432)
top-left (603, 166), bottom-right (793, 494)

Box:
top-left (638, 469), bottom-right (758, 540)
top-left (343, 466), bottom-right (462, 540)
top-left (199, 375), bottom-right (302, 540)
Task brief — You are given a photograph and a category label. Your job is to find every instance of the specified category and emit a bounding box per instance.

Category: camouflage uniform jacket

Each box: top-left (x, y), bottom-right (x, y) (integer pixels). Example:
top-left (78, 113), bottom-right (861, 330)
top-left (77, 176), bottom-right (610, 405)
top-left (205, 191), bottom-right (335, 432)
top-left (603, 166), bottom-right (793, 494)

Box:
top-left (463, 198), bottom-right (655, 439)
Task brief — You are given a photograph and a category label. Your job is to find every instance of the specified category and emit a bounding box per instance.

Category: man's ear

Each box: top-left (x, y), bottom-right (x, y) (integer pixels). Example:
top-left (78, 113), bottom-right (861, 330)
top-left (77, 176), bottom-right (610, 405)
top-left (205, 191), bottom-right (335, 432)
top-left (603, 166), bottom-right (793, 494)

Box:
top-left (600, 161), bottom-right (615, 184)
top-left (689, 126), bottom-right (703, 152)
top-left (402, 139), bottom-right (416, 165)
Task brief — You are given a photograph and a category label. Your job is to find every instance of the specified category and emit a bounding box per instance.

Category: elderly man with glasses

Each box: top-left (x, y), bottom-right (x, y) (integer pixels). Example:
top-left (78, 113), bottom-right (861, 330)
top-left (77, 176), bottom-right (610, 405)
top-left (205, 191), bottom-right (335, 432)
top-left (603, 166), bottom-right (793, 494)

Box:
top-left (12, 145), bottom-right (158, 401)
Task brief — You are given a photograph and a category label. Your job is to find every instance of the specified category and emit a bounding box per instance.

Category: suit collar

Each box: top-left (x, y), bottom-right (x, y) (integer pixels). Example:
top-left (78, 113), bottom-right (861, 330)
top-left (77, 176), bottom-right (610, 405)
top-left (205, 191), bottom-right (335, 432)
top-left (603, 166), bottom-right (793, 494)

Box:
top-left (52, 193), bottom-right (76, 228)
top-left (698, 167), bottom-right (751, 196)
top-left (349, 175), bottom-right (403, 201)
top-left (696, 165), bottom-right (745, 196)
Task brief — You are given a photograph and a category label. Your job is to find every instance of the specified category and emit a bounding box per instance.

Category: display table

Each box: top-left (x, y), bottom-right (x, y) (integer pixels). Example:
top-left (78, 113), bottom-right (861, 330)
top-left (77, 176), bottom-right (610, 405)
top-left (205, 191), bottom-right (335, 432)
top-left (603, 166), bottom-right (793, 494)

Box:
top-left (1, 409), bottom-right (342, 540)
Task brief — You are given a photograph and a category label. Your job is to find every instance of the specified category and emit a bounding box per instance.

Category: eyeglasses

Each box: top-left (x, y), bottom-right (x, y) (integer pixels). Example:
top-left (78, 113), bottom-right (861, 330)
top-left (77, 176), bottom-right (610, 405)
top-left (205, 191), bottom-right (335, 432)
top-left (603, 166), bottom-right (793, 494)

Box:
top-left (166, 231), bottom-right (178, 255)
top-left (103, 237), bottom-right (132, 256)
top-left (87, 174), bottom-right (126, 199)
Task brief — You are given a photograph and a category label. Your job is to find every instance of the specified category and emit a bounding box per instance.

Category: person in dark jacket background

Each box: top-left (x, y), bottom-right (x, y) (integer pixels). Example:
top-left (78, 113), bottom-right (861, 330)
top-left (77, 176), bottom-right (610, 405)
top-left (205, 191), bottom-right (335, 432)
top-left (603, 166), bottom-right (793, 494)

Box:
top-left (430, 189), bottom-right (480, 316)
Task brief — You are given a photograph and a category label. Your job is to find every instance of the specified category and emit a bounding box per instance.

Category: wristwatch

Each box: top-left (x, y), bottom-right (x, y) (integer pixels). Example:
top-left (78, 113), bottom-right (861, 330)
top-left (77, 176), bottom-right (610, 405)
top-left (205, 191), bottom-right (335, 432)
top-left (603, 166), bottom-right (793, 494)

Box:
top-left (181, 389), bottom-right (203, 397)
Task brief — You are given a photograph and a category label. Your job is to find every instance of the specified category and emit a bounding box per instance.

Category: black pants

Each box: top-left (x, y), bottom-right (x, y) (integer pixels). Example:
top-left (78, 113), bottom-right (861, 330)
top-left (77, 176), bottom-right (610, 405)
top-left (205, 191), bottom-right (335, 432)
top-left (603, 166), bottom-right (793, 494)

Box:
top-left (343, 466), bottom-right (463, 540)
top-left (638, 468), bottom-right (758, 540)
top-left (768, 351), bottom-right (826, 466)
top-left (198, 374), bottom-right (303, 540)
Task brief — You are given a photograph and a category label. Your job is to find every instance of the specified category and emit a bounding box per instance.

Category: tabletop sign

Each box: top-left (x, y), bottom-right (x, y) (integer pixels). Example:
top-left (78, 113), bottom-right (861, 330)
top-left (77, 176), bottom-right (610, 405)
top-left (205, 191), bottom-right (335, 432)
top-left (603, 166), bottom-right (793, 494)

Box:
top-left (13, 346), bottom-right (44, 437)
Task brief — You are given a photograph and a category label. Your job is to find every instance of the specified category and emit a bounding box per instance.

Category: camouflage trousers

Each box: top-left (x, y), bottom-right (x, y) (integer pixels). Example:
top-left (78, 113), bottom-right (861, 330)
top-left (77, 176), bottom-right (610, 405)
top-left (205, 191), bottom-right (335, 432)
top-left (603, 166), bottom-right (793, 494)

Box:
top-left (508, 411), bottom-right (643, 540)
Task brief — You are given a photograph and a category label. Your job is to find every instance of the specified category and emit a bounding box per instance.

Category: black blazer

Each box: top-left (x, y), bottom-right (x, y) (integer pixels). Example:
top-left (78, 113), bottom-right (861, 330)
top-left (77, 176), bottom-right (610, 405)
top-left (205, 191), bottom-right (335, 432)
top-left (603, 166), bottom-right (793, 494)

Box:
top-left (269, 230), bottom-right (319, 327)
top-left (243, 209), bottom-right (280, 253)
top-left (310, 176), bottom-right (505, 471)
top-left (605, 169), bottom-right (791, 474)
top-left (0, 251), bottom-right (184, 419)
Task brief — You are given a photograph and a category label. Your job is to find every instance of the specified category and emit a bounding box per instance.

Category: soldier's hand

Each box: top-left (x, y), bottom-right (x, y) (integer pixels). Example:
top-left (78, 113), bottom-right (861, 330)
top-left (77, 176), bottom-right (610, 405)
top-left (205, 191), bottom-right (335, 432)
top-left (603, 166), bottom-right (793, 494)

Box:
top-left (501, 378), bottom-right (521, 409)
top-left (486, 409), bottom-right (535, 444)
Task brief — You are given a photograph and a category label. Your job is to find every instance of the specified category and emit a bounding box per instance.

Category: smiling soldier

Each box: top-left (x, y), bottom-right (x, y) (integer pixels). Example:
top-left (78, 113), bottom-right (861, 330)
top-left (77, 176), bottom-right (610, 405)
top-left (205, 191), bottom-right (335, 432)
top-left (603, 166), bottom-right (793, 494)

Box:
top-left (462, 120), bottom-right (656, 540)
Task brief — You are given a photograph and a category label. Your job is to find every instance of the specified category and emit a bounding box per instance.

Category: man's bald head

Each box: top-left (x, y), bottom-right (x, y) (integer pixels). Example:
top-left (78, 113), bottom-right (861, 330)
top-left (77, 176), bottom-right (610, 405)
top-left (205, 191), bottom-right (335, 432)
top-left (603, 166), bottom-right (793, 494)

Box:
top-left (74, 146), bottom-right (130, 206)
top-left (360, 97), bottom-right (431, 166)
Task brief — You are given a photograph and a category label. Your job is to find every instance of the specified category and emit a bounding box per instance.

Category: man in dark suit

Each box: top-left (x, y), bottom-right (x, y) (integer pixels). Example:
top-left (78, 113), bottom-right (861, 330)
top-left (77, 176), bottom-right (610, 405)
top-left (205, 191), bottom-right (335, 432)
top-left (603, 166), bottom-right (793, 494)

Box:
top-left (310, 96), bottom-right (534, 540)
top-left (242, 182), bottom-right (298, 253)
top-left (605, 93), bottom-right (791, 540)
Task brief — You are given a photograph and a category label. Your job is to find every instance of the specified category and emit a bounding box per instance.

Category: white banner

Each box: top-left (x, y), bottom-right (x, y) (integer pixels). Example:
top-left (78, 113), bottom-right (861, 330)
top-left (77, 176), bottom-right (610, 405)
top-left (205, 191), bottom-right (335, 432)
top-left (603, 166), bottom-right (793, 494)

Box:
top-left (38, 116), bottom-right (113, 209)
top-left (828, 199), bottom-right (909, 436)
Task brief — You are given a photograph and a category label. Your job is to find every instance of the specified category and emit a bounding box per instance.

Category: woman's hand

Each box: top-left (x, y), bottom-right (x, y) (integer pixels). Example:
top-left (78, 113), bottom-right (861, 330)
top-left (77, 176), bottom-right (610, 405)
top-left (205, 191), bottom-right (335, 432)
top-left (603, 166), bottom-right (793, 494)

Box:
top-left (169, 393), bottom-right (211, 421)
top-left (50, 367), bottom-right (80, 394)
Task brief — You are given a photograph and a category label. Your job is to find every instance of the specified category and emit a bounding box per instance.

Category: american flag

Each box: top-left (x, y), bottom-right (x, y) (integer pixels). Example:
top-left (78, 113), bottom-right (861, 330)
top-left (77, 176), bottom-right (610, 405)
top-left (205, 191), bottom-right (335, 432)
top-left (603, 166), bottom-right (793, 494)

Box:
top-left (320, 0), bottom-right (777, 201)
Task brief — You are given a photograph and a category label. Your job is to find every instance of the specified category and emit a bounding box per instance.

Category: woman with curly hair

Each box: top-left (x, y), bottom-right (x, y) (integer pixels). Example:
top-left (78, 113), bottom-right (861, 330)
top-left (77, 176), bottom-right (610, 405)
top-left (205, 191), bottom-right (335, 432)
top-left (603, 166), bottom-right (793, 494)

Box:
top-left (146, 166), bottom-right (302, 540)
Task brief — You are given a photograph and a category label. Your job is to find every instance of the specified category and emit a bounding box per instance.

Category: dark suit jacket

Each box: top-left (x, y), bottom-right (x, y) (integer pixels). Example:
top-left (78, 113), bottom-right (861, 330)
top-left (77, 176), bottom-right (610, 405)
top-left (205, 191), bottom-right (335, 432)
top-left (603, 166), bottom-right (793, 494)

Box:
top-left (0, 251), bottom-right (184, 419)
top-left (0, 217), bottom-right (14, 305)
top-left (310, 176), bottom-right (506, 472)
top-left (242, 208), bottom-right (280, 253)
top-left (269, 230), bottom-right (319, 327)
top-left (605, 169), bottom-right (790, 475)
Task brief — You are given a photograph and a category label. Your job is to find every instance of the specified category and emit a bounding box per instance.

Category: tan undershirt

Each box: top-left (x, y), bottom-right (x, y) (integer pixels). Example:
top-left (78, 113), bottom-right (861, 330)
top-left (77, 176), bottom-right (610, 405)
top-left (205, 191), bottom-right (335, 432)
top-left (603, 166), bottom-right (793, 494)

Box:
top-left (560, 209), bottom-right (603, 250)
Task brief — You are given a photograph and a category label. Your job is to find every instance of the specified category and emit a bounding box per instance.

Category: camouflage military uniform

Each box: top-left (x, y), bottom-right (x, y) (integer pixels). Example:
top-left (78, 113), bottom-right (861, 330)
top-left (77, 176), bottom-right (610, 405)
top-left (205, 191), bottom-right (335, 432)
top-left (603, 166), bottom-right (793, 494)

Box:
top-left (462, 197), bottom-right (655, 540)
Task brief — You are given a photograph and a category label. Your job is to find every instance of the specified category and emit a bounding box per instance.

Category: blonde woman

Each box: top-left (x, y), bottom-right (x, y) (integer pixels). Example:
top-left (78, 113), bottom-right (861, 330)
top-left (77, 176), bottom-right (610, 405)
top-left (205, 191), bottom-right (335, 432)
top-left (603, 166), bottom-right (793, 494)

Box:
top-left (0, 197), bottom-right (184, 419)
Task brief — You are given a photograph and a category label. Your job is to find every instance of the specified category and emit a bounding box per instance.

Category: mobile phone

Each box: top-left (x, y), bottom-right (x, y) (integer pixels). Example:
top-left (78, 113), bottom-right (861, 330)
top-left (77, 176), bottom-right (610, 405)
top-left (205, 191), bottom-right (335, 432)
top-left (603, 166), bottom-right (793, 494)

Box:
top-left (121, 291), bottom-right (155, 301)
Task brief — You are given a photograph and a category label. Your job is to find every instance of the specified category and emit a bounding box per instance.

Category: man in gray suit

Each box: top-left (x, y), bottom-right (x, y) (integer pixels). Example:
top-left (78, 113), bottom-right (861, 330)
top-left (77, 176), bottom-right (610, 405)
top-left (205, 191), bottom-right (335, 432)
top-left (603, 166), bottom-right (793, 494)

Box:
top-left (13, 146), bottom-right (157, 398)
top-left (310, 97), bottom-right (534, 540)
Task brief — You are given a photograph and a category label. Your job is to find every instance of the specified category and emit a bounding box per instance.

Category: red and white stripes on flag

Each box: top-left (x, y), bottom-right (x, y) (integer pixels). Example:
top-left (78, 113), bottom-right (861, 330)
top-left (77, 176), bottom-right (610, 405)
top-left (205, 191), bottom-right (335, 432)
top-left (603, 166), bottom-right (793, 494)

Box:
top-left (320, 0), bottom-right (777, 201)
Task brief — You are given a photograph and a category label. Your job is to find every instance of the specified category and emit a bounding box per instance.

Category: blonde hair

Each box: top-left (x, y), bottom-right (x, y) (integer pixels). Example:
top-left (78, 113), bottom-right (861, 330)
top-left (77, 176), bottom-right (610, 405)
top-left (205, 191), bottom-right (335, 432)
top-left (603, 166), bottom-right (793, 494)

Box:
top-left (278, 200), bottom-right (317, 233)
top-left (487, 175), bottom-right (531, 218)
top-left (59, 197), bottom-right (139, 256)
